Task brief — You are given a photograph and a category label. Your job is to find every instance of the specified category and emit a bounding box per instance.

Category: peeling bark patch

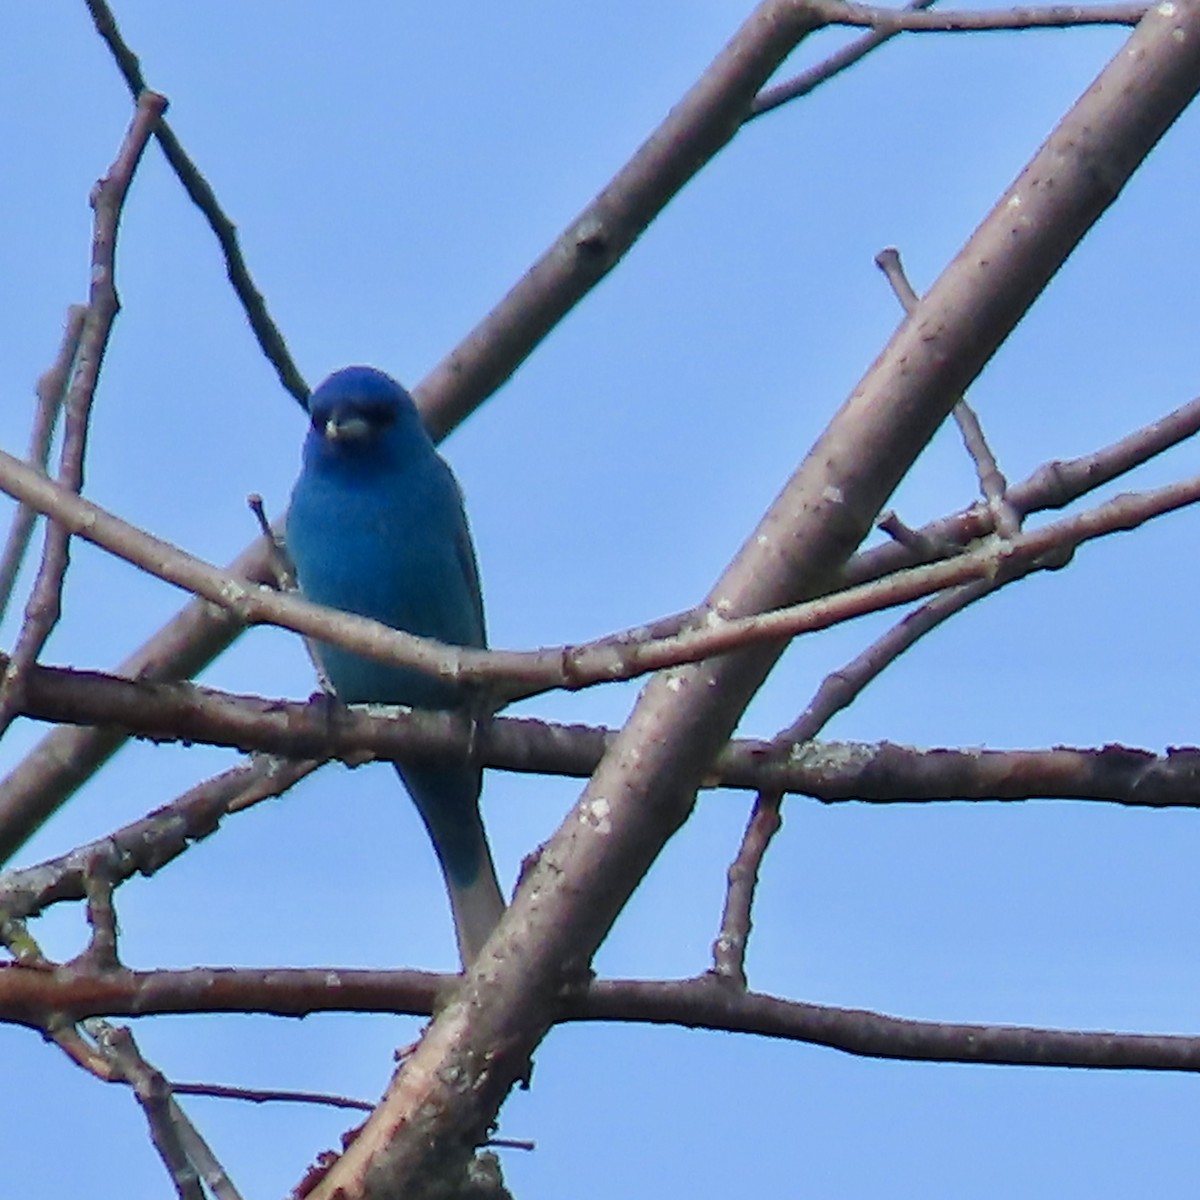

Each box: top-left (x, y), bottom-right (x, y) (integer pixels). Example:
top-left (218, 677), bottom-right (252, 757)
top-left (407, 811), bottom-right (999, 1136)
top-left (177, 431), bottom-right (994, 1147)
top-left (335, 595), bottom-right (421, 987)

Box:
top-left (580, 797), bottom-right (612, 834)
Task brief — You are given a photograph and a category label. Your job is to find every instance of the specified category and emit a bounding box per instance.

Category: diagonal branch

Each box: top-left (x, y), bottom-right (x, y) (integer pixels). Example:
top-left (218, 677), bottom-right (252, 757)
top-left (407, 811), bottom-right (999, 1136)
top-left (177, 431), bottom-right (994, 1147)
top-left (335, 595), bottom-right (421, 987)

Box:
top-left (0, 90), bottom-right (166, 739)
top-left (0, 307), bottom-right (86, 623)
top-left (876, 246), bottom-right (1021, 537)
top-left (325, 6), bottom-right (1200, 1192)
top-left (82, 0), bottom-right (309, 406)
top-left (0, 441), bottom-right (1196, 704)
top-left (14, 0), bottom-right (1196, 871)
top-left (1, 755), bottom-right (314, 922)
top-left (752, 0), bottom-right (941, 117)
top-left (6, 381), bottom-right (1197, 868)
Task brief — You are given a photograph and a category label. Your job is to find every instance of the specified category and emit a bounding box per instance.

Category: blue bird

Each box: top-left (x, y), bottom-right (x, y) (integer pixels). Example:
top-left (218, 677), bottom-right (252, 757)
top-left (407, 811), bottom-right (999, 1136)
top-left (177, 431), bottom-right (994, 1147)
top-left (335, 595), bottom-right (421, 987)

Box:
top-left (286, 365), bottom-right (504, 966)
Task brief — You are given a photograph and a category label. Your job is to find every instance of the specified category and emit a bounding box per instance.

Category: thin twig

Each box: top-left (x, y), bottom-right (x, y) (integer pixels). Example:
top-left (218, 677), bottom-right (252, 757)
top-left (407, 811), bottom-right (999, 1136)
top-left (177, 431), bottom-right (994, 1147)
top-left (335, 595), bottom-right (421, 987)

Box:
top-left (78, 855), bottom-right (120, 971)
top-left (0, 306), bottom-right (86, 622)
top-left (0, 443), bottom-right (1194, 698)
top-left (249, 492), bottom-right (335, 695)
top-left (16, 0), bottom-right (1175, 869)
top-left (875, 509), bottom-right (950, 554)
top-left (0, 91), bottom-right (166, 741)
top-left (0, 756), bottom-right (316, 922)
top-left (82, 1019), bottom-right (241, 1200)
top-left (876, 247), bottom-right (1021, 536)
top-left (711, 791), bottom-right (782, 987)
top-left (82, 0), bottom-right (308, 406)
top-left (171, 1080), bottom-right (374, 1113)
top-left (785, 579), bottom-right (998, 747)
top-left (713, 577), bottom-right (998, 984)
top-left (751, 0), bottom-right (1139, 116)
top-left (753, 0), bottom-right (940, 118)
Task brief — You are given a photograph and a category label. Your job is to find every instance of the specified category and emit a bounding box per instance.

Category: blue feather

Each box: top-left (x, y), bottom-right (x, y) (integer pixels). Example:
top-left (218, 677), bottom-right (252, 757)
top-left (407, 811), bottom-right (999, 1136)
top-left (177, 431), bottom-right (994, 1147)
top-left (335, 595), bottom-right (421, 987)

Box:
top-left (286, 366), bottom-right (503, 965)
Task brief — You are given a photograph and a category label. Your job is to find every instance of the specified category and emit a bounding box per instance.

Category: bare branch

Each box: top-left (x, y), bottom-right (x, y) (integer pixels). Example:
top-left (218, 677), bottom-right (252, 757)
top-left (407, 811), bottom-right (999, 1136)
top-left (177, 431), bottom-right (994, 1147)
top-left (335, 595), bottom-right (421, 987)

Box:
top-left (10, 0), bottom-right (1190, 868)
top-left (714, 578), bottom-right (1000, 984)
top-left (82, 0), bottom-right (309, 406)
top-left (752, 0), bottom-right (941, 118)
top-left (711, 792), bottom-right (782, 988)
top-left (2, 693), bottom-right (1200, 926)
top-left (584, 977), bottom-right (1200, 1071)
top-left (409, 10), bottom-right (823, 442)
top-left (0, 536), bottom-right (269, 864)
top-left (876, 246), bottom-right (1021, 537)
top-left (0, 91), bottom-right (166, 740)
top-left (0, 306), bottom-right (85, 622)
top-left (0, 439), bottom-right (1196, 711)
top-left (5, 964), bottom-right (1200, 1076)
top-left (308, 7), bottom-right (1200, 1188)
top-left (1, 756), bottom-right (314, 922)
top-left (785, 579), bottom-right (998, 747)
top-left (815, 0), bottom-right (1145, 31)
top-left (171, 1081), bottom-right (373, 1113)
top-left (82, 1019), bottom-right (242, 1200)
top-left (849, 387), bottom-right (1200, 587)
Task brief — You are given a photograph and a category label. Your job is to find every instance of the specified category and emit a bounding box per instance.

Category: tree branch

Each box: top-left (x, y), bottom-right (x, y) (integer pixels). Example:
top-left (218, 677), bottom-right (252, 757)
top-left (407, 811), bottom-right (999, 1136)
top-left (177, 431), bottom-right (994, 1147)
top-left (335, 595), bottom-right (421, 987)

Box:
top-left (9, 0), bottom-right (1196, 867)
top-left (814, 0), bottom-right (1145, 31)
top-left (0, 306), bottom-right (85, 622)
top-left (309, 6), bottom-right (1200, 1192)
top-left (0, 90), bottom-right (166, 739)
top-left (82, 0), bottom-right (309, 406)
top-left (0, 441), bottom-right (1196, 705)
top-left (4, 963), bottom-right (1200, 1075)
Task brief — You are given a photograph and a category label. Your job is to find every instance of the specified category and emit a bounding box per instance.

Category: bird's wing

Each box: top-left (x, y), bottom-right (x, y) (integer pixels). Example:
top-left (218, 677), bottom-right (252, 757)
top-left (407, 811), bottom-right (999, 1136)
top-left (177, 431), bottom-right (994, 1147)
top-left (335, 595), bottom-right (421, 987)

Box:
top-left (450, 475), bottom-right (487, 650)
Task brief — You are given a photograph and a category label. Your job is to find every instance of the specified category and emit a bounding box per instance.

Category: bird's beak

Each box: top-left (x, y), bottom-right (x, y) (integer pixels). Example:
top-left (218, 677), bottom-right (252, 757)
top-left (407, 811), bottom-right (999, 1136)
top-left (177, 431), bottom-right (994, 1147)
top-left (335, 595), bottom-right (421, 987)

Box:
top-left (323, 414), bottom-right (371, 441)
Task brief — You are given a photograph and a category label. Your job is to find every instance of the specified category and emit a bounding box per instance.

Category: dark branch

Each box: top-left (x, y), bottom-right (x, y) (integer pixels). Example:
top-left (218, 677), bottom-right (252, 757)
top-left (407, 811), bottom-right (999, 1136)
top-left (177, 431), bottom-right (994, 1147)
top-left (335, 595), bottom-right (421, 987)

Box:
top-left (4, 963), bottom-right (1199, 1075)
top-left (0, 91), bottom-right (166, 742)
top-left (0, 306), bottom-right (85, 622)
top-left (82, 0), bottom-right (309, 406)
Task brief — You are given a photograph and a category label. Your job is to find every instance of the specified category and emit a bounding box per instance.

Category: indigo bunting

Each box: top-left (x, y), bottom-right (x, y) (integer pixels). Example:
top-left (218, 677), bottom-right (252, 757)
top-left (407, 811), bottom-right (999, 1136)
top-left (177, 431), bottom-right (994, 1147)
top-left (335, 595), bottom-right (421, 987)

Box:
top-left (286, 366), bottom-right (503, 966)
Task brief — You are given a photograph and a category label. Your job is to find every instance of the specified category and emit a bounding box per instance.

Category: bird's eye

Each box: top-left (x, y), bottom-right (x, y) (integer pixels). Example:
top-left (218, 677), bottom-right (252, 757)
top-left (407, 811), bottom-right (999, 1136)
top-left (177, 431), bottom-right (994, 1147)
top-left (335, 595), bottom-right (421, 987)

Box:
top-left (362, 402), bottom-right (397, 428)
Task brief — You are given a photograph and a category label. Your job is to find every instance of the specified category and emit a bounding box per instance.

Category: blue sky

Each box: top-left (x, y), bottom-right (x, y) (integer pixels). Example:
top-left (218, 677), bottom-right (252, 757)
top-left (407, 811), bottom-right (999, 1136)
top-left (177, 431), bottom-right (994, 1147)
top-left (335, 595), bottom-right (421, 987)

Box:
top-left (4, 4), bottom-right (1200, 1197)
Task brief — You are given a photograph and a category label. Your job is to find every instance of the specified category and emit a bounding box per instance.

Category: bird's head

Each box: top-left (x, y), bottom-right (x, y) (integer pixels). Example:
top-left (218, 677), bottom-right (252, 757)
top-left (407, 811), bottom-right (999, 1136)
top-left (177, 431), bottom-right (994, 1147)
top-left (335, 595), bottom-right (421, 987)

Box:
top-left (304, 366), bottom-right (429, 464)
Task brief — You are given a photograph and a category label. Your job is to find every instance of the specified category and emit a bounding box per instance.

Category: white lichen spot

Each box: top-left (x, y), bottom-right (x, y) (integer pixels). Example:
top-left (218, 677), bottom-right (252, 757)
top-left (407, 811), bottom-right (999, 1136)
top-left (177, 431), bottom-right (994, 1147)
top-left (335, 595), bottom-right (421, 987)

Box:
top-left (324, 972), bottom-right (342, 988)
top-left (707, 605), bottom-right (730, 624)
top-left (78, 511), bottom-right (97, 531)
top-left (581, 797), bottom-right (612, 834)
top-left (821, 484), bottom-right (844, 505)
top-left (666, 673), bottom-right (685, 692)
top-left (1172, 26), bottom-right (1186, 40)
top-left (355, 701), bottom-right (413, 717)
top-left (1158, 1), bottom-right (1178, 15)
top-left (219, 580), bottom-right (249, 603)
top-left (756, 533), bottom-right (770, 547)
top-left (574, 216), bottom-right (604, 246)
top-left (1006, 193), bottom-right (1022, 209)
top-left (790, 740), bottom-right (877, 772)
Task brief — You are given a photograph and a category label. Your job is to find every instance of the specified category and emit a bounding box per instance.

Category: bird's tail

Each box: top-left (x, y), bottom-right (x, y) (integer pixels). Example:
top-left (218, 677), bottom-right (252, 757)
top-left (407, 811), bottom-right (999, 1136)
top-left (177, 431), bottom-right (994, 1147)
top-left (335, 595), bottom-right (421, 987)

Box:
top-left (395, 762), bottom-right (505, 967)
